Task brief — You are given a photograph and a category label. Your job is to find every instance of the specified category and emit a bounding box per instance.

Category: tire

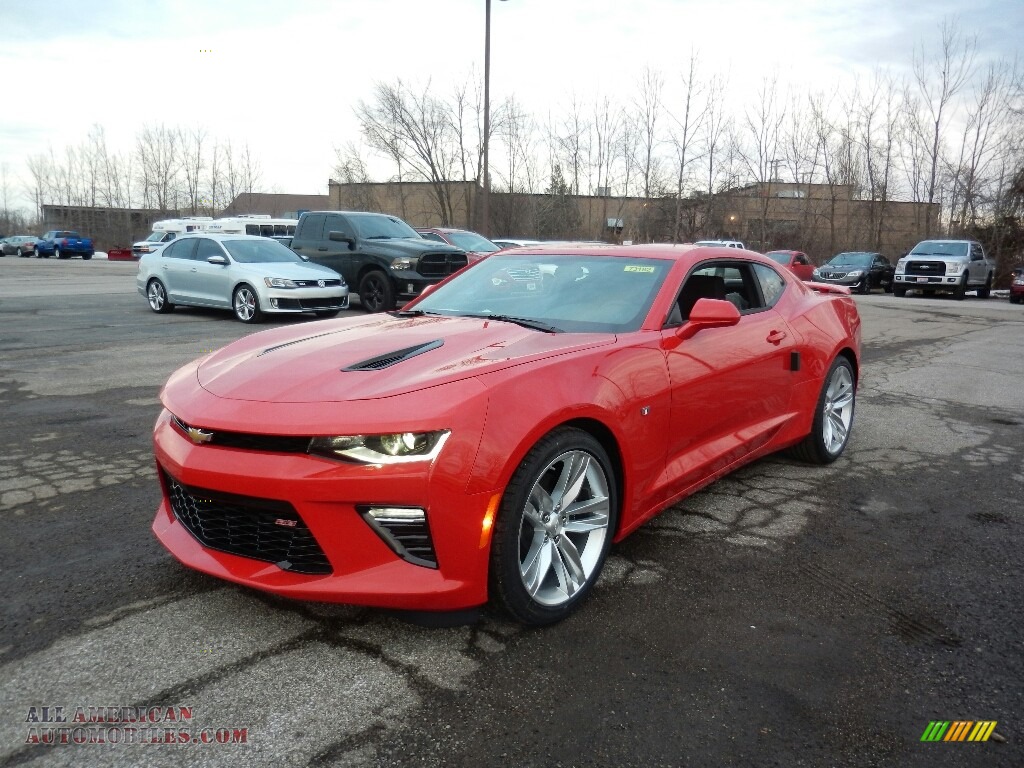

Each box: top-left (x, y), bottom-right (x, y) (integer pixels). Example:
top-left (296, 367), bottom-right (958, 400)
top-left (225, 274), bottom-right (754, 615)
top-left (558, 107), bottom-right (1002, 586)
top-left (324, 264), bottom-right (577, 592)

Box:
top-left (314, 310), bottom-right (340, 318)
top-left (232, 284), bottom-right (262, 323)
top-left (884, 279), bottom-right (893, 293)
top-left (19, 248), bottom-right (30, 258)
top-left (1011, 295), bottom-right (1022, 305)
top-left (489, 427), bottom-right (617, 626)
top-left (358, 270), bottom-right (395, 313)
top-left (789, 356), bottom-right (856, 465)
top-left (893, 286), bottom-right (907, 297)
top-left (82, 253), bottom-right (92, 261)
top-left (859, 277), bottom-right (871, 294)
top-left (54, 246), bottom-right (64, 259)
top-left (976, 274), bottom-right (992, 299)
top-left (953, 274), bottom-right (967, 300)
top-left (146, 279), bottom-right (174, 314)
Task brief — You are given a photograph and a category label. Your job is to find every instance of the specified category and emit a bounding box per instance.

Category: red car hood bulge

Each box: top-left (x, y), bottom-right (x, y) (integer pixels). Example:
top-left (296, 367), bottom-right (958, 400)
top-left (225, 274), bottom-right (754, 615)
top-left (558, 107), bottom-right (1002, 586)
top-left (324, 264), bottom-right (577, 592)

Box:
top-left (197, 314), bottom-right (613, 403)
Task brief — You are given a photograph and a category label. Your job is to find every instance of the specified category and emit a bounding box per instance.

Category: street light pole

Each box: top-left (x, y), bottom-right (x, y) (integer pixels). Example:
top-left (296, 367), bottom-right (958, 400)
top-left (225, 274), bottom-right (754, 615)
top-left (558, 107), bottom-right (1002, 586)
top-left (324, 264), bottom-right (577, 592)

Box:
top-left (481, 0), bottom-right (506, 238)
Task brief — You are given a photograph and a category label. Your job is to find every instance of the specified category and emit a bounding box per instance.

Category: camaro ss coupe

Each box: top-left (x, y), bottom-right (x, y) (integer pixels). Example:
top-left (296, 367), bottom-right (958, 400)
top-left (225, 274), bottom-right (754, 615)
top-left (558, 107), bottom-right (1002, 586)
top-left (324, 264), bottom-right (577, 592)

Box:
top-left (152, 244), bottom-right (861, 625)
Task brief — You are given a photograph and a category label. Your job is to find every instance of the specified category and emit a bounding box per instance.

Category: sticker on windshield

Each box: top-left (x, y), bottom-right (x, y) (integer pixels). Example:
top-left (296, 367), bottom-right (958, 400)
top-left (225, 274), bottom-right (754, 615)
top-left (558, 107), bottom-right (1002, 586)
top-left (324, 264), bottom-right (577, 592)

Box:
top-left (623, 265), bottom-right (655, 273)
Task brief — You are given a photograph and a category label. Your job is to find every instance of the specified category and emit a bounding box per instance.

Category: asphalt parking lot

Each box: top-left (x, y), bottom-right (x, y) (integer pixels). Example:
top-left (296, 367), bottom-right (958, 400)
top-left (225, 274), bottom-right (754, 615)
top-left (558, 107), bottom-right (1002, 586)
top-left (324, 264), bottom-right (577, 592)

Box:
top-left (0, 257), bottom-right (1021, 768)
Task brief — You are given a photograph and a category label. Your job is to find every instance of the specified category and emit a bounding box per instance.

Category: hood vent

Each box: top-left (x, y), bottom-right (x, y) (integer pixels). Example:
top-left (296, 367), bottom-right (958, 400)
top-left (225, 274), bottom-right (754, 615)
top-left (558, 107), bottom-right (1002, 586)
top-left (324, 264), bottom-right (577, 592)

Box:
top-left (343, 339), bottom-right (444, 371)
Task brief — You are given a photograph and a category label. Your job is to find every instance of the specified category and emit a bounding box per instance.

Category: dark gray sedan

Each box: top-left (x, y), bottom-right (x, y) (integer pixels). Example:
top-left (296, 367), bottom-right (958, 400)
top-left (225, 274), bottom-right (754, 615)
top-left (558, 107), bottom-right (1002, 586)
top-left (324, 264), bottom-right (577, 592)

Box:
top-left (812, 252), bottom-right (895, 294)
top-left (136, 234), bottom-right (349, 323)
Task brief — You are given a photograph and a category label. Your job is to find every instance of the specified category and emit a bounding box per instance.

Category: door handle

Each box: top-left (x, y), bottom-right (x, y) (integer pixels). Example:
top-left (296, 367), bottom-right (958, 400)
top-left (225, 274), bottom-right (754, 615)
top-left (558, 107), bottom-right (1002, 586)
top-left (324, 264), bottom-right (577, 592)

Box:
top-left (766, 330), bottom-right (787, 345)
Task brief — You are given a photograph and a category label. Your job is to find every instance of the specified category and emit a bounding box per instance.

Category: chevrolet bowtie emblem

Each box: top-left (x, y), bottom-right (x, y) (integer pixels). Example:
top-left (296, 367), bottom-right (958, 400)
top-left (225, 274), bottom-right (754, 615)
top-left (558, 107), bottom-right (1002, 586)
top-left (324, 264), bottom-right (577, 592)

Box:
top-left (186, 427), bottom-right (214, 444)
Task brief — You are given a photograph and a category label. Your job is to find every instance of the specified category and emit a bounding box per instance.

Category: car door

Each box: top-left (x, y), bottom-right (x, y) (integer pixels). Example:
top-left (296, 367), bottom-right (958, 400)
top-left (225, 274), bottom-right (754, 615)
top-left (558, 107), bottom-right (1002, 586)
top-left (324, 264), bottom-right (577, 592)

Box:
top-left (791, 252), bottom-right (815, 281)
top-left (871, 254), bottom-right (892, 289)
top-left (159, 239), bottom-right (199, 301)
top-left (660, 261), bottom-right (795, 494)
top-left (968, 242), bottom-right (986, 284)
top-left (182, 238), bottom-right (234, 308)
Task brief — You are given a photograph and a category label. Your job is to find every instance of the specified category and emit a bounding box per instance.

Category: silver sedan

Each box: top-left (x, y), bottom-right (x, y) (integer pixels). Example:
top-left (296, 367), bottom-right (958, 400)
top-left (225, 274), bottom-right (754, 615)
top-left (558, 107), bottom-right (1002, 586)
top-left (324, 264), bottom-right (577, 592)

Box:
top-left (136, 234), bottom-right (348, 323)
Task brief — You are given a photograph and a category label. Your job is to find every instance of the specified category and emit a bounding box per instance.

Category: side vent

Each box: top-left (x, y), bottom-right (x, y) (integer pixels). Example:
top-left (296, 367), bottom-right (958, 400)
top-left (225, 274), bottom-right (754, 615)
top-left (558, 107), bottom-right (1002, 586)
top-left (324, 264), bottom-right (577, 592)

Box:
top-left (343, 339), bottom-right (443, 371)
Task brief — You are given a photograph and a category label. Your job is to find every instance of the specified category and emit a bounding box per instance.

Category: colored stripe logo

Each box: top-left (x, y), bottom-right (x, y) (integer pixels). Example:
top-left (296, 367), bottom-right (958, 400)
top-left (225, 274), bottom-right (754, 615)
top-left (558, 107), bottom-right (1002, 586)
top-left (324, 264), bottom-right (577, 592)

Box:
top-left (920, 721), bottom-right (997, 742)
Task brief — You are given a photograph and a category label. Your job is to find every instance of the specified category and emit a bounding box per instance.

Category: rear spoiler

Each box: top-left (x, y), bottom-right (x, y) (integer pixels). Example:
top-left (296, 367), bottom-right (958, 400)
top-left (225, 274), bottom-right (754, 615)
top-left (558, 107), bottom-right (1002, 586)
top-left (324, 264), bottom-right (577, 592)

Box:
top-left (804, 281), bottom-right (851, 296)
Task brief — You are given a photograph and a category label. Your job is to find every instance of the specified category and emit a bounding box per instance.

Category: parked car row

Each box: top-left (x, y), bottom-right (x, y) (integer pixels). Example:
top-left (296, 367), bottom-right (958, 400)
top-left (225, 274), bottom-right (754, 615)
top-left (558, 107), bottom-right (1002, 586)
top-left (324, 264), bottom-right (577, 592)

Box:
top-left (0, 232), bottom-right (94, 259)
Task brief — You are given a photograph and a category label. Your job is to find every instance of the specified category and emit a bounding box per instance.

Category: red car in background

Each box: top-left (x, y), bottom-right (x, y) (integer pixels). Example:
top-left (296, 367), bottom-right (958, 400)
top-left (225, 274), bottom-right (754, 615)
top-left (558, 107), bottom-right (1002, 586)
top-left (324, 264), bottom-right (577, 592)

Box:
top-left (151, 244), bottom-right (861, 625)
top-left (416, 227), bottom-right (500, 263)
top-left (1011, 266), bottom-right (1024, 304)
top-left (764, 250), bottom-right (815, 281)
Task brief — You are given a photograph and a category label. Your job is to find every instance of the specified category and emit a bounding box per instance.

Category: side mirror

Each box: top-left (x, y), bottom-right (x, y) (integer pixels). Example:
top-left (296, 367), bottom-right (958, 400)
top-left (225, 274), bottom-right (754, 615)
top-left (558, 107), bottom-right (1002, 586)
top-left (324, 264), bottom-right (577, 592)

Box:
top-left (328, 230), bottom-right (354, 245)
top-left (676, 298), bottom-right (741, 340)
top-left (207, 255), bottom-right (228, 266)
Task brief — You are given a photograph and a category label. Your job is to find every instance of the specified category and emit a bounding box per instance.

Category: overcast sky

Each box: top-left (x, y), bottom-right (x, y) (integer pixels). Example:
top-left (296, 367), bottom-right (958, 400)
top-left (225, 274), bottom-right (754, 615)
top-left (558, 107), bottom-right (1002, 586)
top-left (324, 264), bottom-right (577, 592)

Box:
top-left (1, 0), bottom-right (1021, 214)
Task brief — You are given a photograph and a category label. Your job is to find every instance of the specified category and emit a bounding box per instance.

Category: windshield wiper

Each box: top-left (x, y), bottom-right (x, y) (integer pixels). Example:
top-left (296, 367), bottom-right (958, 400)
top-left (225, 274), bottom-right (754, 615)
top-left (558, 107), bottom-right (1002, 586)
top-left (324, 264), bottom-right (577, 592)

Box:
top-left (367, 235), bottom-right (395, 240)
top-left (460, 313), bottom-right (562, 333)
top-left (391, 309), bottom-right (441, 317)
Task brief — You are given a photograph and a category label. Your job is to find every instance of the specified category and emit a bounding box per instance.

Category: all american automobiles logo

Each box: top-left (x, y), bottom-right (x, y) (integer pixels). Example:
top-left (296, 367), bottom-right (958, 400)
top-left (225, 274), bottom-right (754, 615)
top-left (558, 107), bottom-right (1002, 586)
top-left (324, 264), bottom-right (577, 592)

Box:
top-left (186, 427), bottom-right (214, 444)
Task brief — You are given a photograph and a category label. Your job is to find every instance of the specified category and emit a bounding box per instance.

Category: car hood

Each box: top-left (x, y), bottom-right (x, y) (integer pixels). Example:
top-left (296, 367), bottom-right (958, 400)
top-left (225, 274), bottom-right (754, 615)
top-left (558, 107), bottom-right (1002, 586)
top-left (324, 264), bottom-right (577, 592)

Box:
top-left (357, 237), bottom-right (465, 257)
top-left (238, 261), bottom-right (342, 280)
top-left (197, 314), bottom-right (613, 402)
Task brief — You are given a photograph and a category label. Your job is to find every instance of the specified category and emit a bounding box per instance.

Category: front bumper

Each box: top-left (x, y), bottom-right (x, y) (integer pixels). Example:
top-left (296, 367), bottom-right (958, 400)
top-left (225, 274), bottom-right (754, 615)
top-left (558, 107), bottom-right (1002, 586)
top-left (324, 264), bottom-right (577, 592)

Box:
top-left (150, 395), bottom-right (494, 610)
top-left (811, 274), bottom-right (864, 287)
top-left (893, 274), bottom-right (962, 288)
top-left (262, 287), bottom-right (349, 313)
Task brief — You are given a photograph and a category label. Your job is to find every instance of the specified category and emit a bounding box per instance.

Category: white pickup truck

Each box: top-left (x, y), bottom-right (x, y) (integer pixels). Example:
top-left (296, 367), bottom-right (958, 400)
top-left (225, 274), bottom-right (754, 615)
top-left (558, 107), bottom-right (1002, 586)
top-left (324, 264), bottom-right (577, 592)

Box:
top-left (892, 239), bottom-right (995, 300)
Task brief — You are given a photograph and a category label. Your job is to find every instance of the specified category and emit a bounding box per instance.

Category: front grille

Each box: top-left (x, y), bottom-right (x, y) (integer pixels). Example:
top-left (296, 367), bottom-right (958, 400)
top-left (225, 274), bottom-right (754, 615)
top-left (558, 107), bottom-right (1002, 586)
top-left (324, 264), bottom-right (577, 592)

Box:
top-left (162, 468), bottom-right (332, 575)
top-left (820, 271), bottom-right (847, 279)
top-left (418, 252), bottom-right (469, 278)
top-left (172, 416), bottom-right (311, 453)
top-left (905, 260), bottom-right (946, 276)
top-left (292, 279), bottom-right (343, 287)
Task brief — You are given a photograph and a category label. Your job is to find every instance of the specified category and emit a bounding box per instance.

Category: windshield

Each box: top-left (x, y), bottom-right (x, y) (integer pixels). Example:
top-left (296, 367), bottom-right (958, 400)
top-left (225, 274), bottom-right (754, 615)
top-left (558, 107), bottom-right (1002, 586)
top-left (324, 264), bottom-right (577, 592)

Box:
top-left (222, 238), bottom-right (305, 264)
top-left (348, 213), bottom-right (419, 240)
top-left (826, 252), bottom-right (872, 267)
top-left (764, 251), bottom-right (792, 265)
top-left (447, 231), bottom-right (499, 253)
top-left (909, 241), bottom-right (969, 257)
top-left (410, 254), bottom-right (670, 333)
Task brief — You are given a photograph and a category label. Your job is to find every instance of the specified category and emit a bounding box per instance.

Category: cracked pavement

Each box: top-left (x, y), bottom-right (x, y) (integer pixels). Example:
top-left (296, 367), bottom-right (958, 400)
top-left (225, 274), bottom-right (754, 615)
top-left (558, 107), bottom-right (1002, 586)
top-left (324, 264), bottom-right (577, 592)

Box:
top-left (0, 260), bottom-right (1021, 767)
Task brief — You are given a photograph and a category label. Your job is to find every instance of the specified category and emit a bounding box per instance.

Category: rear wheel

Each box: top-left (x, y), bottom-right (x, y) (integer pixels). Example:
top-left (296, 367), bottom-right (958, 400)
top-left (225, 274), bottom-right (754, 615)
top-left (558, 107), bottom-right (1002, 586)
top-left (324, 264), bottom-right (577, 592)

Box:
top-left (54, 246), bottom-right (63, 259)
top-left (789, 356), bottom-right (856, 465)
top-left (82, 253), bottom-right (92, 261)
top-left (977, 274), bottom-right (992, 299)
top-left (489, 427), bottom-right (617, 626)
top-left (232, 284), bottom-right (263, 323)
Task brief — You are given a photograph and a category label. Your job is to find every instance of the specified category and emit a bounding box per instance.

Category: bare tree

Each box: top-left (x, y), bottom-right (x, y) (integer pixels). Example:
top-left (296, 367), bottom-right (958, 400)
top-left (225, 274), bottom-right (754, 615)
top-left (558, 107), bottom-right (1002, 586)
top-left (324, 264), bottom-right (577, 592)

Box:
top-left (912, 18), bottom-right (977, 235)
top-left (738, 74), bottom-right (787, 249)
top-left (181, 127), bottom-right (208, 215)
top-left (667, 50), bottom-right (707, 242)
top-left (135, 123), bottom-right (182, 212)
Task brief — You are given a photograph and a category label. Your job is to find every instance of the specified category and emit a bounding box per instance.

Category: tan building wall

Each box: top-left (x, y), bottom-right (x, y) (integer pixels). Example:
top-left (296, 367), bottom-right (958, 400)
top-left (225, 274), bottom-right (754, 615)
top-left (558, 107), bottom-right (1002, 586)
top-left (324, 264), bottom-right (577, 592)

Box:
top-left (327, 179), bottom-right (940, 261)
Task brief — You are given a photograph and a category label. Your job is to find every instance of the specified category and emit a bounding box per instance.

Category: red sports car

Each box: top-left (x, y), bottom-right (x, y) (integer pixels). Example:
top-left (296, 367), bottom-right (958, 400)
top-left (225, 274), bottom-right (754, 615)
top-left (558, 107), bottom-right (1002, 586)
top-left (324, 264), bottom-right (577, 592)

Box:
top-left (152, 244), bottom-right (861, 625)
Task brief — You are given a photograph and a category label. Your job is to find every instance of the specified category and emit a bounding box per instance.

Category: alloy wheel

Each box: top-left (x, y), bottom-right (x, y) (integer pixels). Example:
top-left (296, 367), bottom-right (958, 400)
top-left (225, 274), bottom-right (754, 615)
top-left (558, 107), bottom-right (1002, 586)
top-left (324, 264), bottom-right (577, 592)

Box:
top-left (822, 364), bottom-right (854, 455)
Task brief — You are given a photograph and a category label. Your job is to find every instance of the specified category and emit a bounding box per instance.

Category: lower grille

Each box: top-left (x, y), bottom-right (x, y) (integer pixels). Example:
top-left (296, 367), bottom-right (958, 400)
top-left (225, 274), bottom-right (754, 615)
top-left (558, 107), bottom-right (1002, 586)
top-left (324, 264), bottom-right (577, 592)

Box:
top-left (418, 252), bottom-right (469, 278)
top-left (162, 468), bottom-right (332, 575)
top-left (273, 296), bottom-right (348, 310)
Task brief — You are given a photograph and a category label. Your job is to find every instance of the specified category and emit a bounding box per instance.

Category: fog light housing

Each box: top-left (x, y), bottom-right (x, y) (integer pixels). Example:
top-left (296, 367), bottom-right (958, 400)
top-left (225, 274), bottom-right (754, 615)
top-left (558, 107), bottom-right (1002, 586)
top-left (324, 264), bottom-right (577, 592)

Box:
top-left (358, 506), bottom-right (437, 568)
top-left (271, 298), bottom-right (279, 308)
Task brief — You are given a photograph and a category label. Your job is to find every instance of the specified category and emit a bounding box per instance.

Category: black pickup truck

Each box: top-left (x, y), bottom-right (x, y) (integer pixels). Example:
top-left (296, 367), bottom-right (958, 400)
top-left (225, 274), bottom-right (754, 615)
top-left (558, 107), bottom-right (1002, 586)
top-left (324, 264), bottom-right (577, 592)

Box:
top-left (289, 211), bottom-right (468, 312)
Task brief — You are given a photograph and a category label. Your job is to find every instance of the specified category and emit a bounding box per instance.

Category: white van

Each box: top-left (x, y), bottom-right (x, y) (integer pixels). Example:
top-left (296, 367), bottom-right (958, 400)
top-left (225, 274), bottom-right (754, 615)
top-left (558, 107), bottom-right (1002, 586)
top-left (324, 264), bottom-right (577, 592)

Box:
top-left (694, 239), bottom-right (747, 250)
top-left (205, 215), bottom-right (298, 240)
top-left (132, 217), bottom-right (213, 255)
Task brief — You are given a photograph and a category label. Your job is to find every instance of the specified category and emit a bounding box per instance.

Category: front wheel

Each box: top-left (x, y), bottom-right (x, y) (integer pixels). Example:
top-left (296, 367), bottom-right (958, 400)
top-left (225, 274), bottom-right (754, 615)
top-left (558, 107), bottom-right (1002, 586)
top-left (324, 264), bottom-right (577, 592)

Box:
top-left (358, 270), bottom-right (395, 313)
top-left (146, 279), bottom-right (174, 313)
top-left (789, 356), bottom-right (856, 465)
top-left (953, 274), bottom-right (967, 300)
top-left (858, 277), bottom-right (871, 294)
top-left (489, 427), bottom-right (617, 626)
top-left (233, 284), bottom-right (263, 323)
top-left (893, 285), bottom-right (907, 297)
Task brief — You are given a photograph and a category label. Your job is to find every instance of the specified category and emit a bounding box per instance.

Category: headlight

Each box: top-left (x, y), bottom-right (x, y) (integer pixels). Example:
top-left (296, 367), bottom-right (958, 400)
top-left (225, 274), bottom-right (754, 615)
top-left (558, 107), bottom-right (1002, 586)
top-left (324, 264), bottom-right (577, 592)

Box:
top-left (308, 430), bottom-right (450, 464)
top-left (264, 277), bottom-right (298, 288)
top-left (846, 270), bottom-right (864, 278)
top-left (895, 259), bottom-right (906, 274)
top-left (391, 257), bottom-right (416, 271)
top-left (944, 261), bottom-right (964, 275)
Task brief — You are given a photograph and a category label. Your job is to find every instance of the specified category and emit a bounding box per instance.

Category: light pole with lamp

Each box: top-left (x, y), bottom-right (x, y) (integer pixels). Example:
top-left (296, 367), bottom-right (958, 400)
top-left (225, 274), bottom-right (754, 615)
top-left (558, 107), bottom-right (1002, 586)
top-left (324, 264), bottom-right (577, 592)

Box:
top-left (481, 0), bottom-right (508, 238)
